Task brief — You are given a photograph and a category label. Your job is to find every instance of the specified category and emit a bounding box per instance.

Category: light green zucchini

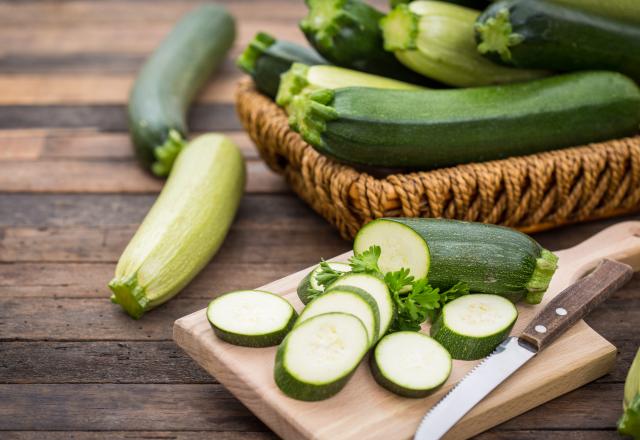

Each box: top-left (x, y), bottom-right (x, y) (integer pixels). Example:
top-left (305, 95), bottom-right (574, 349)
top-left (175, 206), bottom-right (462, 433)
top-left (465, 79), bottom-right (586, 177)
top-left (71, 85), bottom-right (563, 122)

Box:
top-left (619, 348), bottom-right (640, 438)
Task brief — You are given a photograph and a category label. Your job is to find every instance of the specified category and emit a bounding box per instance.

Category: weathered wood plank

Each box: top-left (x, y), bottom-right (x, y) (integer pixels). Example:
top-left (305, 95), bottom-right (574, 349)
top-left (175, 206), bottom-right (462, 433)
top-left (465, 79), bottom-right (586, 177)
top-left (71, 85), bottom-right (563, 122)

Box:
top-left (0, 160), bottom-right (285, 193)
top-left (0, 129), bottom-right (259, 160)
top-left (0, 383), bottom-right (624, 431)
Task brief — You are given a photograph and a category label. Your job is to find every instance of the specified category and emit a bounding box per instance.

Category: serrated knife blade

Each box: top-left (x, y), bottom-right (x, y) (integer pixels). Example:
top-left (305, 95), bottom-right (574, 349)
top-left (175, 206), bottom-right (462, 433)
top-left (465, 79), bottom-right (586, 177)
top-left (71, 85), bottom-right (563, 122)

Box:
top-left (413, 337), bottom-right (535, 440)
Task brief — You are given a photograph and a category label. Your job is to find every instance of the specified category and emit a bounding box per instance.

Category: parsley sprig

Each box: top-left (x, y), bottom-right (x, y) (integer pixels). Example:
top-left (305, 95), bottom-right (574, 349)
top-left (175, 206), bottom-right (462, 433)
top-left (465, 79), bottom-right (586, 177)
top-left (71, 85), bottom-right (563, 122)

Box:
top-left (310, 245), bottom-right (469, 331)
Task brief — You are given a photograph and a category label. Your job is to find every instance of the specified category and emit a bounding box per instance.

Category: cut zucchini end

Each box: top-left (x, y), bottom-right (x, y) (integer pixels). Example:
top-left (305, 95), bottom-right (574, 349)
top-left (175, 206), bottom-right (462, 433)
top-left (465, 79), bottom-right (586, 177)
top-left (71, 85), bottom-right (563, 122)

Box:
top-left (236, 32), bottom-right (276, 76)
top-left (207, 290), bottom-right (297, 348)
top-left (381, 4), bottom-right (419, 51)
top-left (524, 249), bottom-right (559, 304)
top-left (275, 312), bottom-right (369, 401)
top-left (275, 62), bottom-right (311, 108)
top-left (151, 129), bottom-right (186, 177)
top-left (618, 395), bottom-right (640, 439)
top-left (475, 7), bottom-right (523, 63)
top-left (288, 89), bottom-right (338, 148)
top-left (300, 0), bottom-right (349, 50)
top-left (108, 275), bottom-right (149, 319)
top-left (354, 218), bottom-right (430, 281)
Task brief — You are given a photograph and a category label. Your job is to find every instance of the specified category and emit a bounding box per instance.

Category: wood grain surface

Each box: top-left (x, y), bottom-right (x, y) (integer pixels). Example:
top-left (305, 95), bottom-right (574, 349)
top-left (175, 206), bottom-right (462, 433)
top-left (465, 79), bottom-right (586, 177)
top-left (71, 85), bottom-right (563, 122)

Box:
top-left (0, 0), bottom-right (638, 439)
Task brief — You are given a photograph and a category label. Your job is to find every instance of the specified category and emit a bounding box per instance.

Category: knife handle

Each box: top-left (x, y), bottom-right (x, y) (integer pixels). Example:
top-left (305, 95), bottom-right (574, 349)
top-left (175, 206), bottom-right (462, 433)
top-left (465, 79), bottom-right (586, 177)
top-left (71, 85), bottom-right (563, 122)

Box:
top-left (519, 259), bottom-right (633, 352)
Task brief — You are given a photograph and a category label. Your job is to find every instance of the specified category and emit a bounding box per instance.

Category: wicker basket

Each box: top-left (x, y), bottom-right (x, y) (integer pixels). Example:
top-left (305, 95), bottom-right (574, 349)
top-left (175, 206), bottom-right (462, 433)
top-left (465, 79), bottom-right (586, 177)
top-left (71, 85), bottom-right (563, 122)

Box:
top-left (236, 78), bottom-right (640, 240)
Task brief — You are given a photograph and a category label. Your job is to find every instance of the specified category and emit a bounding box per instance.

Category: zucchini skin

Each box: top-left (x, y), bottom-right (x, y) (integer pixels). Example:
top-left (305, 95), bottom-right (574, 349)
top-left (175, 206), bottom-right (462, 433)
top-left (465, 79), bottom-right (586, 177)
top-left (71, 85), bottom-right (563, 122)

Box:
top-left (300, 0), bottom-right (433, 85)
top-left (387, 218), bottom-right (558, 304)
top-left (547, 0), bottom-right (640, 25)
top-left (618, 348), bottom-right (640, 438)
top-left (128, 4), bottom-right (235, 177)
top-left (290, 71), bottom-right (640, 170)
top-left (109, 134), bottom-right (245, 319)
top-left (237, 32), bottom-right (326, 99)
top-left (475, 0), bottom-right (640, 82)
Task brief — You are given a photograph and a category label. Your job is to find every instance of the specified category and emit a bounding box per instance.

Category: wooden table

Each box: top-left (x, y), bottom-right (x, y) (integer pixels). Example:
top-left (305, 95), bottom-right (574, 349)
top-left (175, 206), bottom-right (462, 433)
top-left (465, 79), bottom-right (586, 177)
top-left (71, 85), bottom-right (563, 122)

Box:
top-left (0, 1), bottom-right (637, 439)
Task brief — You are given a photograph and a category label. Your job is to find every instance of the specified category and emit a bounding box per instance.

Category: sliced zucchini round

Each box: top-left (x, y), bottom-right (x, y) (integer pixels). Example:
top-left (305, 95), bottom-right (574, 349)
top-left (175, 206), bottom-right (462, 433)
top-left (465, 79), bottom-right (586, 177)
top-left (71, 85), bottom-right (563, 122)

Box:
top-left (297, 261), bottom-right (351, 305)
top-left (275, 312), bottom-right (369, 401)
top-left (296, 286), bottom-right (380, 346)
top-left (354, 219), bottom-right (430, 280)
top-left (371, 331), bottom-right (452, 398)
top-left (328, 273), bottom-right (394, 338)
top-left (207, 290), bottom-right (297, 347)
top-left (430, 294), bottom-right (518, 360)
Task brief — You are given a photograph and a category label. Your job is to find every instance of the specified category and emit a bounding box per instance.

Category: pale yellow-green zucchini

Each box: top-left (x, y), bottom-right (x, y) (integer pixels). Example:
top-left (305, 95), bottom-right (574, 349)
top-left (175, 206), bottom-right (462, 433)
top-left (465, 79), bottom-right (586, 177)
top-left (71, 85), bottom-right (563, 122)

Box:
top-left (109, 134), bottom-right (245, 318)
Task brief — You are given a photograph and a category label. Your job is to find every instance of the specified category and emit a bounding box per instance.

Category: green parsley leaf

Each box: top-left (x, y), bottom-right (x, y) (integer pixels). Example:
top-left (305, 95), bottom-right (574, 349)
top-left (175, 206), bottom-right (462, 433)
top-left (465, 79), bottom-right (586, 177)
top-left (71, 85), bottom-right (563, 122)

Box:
top-left (314, 260), bottom-right (345, 289)
top-left (384, 268), bottom-right (414, 295)
top-left (349, 245), bottom-right (381, 274)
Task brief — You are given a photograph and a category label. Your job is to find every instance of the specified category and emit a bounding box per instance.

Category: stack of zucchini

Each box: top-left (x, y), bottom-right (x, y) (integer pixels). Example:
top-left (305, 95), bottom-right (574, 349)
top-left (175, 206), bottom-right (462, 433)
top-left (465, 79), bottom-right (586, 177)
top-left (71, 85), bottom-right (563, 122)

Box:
top-left (238, 0), bottom-right (640, 171)
top-left (207, 218), bottom-right (558, 401)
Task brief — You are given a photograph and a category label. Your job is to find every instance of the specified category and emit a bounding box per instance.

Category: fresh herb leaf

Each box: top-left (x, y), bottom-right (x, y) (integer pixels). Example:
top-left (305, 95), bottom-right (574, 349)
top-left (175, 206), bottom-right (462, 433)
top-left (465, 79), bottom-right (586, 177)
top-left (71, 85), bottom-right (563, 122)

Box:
top-left (384, 268), bottom-right (414, 295)
top-left (314, 260), bottom-right (345, 289)
top-left (439, 281), bottom-right (470, 305)
top-left (349, 245), bottom-right (381, 274)
top-left (304, 287), bottom-right (324, 303)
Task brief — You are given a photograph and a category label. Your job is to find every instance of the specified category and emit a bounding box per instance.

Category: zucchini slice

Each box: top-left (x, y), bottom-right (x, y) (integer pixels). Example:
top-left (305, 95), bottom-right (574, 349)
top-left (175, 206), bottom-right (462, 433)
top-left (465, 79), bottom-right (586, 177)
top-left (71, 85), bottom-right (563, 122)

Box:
top-left (328, 273), bottom-right (395, 338)
top-left (371, 331), bottom-right (452, 397)
top-left (275, 312), bottom-right (370, 401)
top-left (297, 262), bottom-right (351, 305)
top-left (353, 219), bottom-right (430, 281)
top-left (207, 290), bottom-right (297, 347)
top-left (296, 286), bottom-right (380, 345)
top-left (430, 294), bottom-right (518, 360)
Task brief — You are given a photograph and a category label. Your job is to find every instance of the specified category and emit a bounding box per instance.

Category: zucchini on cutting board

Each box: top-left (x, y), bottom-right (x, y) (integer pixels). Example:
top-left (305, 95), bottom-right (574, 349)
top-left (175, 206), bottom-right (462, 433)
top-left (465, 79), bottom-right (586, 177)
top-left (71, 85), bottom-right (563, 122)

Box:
top-left (109, 134), bottom-right (245, 318)
top-left (128, 4), bottom-right (235, 176)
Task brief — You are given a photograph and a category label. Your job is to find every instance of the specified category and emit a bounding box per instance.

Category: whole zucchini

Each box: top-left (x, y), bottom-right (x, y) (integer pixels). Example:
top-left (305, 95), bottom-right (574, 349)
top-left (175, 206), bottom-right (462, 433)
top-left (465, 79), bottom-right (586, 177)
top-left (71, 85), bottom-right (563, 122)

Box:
top-left (299, 0), bottom-right (431, 85)
top-left (109, 134), bottom-right (245, 318)
top-left (475, 0), bottom-right (640, 82)
top-left (381, 1), bottom-right (547, 87)
top-left (548, 0), bottom-right (640, 25)
top-left (236, 32), bottom-right (326, 99)
top-left (128, 4), bottom-right (235, 177)
top-left (289, 71), bottom-right (640, 170)
top-left (619, 348), bottom-right (640, 439)
top-left (354, 218), bottom-right (559, 304)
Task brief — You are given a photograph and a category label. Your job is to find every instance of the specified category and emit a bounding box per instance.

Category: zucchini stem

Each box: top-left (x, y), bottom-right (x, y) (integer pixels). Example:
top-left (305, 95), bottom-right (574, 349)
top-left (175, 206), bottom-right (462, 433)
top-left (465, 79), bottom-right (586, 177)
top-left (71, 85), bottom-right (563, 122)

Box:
top-left (380, 4), bottom-right (419, 51)
top-left (618, 395), bottom-right (640, 437)
top-left (236, 32), bottom-right (275, 76)
top-left (299, 0), bottom-right (352, 51)
top-left (276, 62), bottom-right (310, 108)
top-left (524, 249), bottom-right (559, 304)
top-left (152, 129), bottom-right (186, 177)
top-left (475, 8), bottom-right (524, 63)
top-left (288, 89), bottom-right (338, 148)
top-left (108, 273), bottom-right (149, 319)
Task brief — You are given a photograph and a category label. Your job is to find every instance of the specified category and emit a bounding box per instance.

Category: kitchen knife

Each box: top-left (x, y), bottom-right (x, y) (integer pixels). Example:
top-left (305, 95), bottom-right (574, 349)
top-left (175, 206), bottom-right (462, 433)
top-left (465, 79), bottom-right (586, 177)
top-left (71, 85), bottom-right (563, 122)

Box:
top-left (414, 259), bottom-right (634, 440)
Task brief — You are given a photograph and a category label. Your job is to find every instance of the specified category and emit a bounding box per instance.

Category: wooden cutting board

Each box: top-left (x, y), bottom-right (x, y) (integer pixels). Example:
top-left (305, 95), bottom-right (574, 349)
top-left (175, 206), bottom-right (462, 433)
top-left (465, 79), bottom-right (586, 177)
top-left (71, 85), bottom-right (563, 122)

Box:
top-left (174, 221), bottom-right (640, 440)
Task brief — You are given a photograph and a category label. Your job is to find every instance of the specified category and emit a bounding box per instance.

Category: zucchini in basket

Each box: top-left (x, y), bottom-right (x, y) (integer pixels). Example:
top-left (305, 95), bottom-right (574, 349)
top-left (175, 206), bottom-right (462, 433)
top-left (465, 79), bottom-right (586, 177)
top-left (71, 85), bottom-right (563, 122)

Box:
top-left (300, 0), bottom-right (431, 85)
top-left (289, 71), bottom-right (640, 170)
top-left (109, 134), bottom-right (245, 319)
top-left (237, 32), bottom-right (326, 99)
top-left (475, 0), bottom-right (640, 82)
top-left (381, 1), bottom-right (547, 87)
top-left (128, 4), bottom-right (235, 177)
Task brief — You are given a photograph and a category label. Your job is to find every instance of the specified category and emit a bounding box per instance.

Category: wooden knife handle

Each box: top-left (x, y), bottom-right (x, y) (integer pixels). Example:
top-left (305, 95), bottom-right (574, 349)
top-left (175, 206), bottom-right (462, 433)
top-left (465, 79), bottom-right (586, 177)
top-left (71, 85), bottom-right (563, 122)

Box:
top-left (519, 259), bottom-right (633, 352)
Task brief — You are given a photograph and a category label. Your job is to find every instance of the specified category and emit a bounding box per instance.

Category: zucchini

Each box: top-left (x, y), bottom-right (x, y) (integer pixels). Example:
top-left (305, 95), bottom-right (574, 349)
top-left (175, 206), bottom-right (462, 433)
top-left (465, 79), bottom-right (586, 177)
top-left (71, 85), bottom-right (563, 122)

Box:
top-left (276, 62), bottom-right (421, 109)
top-left (381, 1), bottom-right (547, 87)
top-left (430, 294), bottom-right (517, 360)
top-left (370, 331), bottom-right (452, 397)
top-left (207, 290), bottom-right (297, 347)
top-left (109, 134), bottom-right (245, 318)
top-left (391, 0), bottom-right (490, 9)
top-left (328, 273), bottom-right (395, 339)
top-left (128, 4), bottom-right (235, 177)
top-left (237, 32), bottom-right (326, 99)
top-left (299, 0), bottom-right (432, 85)
top-left (296, 286), bottom-right (380, 346)
top-left (475, 0), bottom-right (640, 82)
top-left (274, 312), bottom-right (369, 401)
top-left (619, 348), bottom-right (640, 439)
top-left (297, 262), bottom-right (351, 305)
top-left (289, 71), bottom-right (640, 170)
top-left (547, 0), bottom-right (640, 24)
top-left (354, 218), bottom-right (558, 304)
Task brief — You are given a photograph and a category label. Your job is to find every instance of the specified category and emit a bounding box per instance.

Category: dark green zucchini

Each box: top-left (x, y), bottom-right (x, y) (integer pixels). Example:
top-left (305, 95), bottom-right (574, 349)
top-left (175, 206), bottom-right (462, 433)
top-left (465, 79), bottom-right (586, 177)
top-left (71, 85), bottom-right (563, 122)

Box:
top-left (236, 32), bottom-right (326, 99)
top-left (299, 0), bottom-right (432, 85)
top-left (128, 4), bottom-right (235, 177)
top-left (475, 0), bottom-right (640, 82)
top-left (354, 218), bottom-right (559, 304)
top-left (289, 71), bottom-right (640, 170)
